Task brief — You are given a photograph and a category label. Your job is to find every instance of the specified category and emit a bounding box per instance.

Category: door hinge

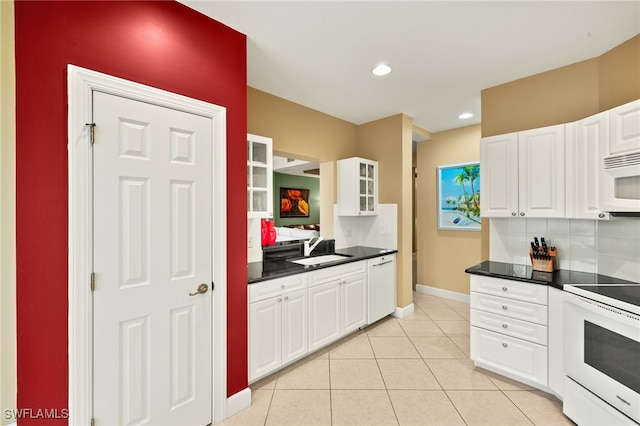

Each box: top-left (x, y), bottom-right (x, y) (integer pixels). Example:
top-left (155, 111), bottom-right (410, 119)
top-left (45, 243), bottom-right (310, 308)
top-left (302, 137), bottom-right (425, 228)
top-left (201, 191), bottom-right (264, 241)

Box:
top-left (91, 272), bottom-right (96, 292)
top-left (91, 418), bottom-right (95, 426)
top-left (86, 122), bottom-right (96, 144)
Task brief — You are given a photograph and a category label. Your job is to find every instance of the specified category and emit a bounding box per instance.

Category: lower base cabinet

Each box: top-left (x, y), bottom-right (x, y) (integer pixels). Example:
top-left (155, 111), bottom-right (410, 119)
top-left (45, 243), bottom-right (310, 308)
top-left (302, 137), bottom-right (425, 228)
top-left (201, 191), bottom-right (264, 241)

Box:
top-left (249, 274), bottom-right (308, 382)
top-left (308, 271), bottom-right (367, 352)
top-left (470, 275), bottom-right (551, 391)
top-left (249, 260), bottom-right (370, 383)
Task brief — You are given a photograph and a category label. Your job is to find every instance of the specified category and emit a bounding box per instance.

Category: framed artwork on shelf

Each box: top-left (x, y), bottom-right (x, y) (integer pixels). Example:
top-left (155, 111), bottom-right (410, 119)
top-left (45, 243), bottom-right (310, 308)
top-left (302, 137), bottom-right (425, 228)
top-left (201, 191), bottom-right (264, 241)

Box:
top-left (279, 187), bottom-right (310, 218)
top-left (437, 162), bottom-right (481, 231)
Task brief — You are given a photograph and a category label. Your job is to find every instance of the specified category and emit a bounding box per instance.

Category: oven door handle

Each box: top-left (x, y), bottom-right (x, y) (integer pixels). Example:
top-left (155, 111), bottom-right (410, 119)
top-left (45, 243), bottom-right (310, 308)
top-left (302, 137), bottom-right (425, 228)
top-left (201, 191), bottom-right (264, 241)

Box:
top-left (564, 292), bottom-right (640, 327)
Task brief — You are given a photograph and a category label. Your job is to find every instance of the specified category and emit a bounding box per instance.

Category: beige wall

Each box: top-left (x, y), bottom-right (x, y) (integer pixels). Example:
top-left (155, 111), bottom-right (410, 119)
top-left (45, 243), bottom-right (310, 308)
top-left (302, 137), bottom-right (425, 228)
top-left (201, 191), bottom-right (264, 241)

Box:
top-left (248, 87), bottom-right (358, 162)
top-left (1, 1), bottom-right (16, 423)
top-left (599, 34), bottom-right (640, 111)
top-left (481, 58), bottom-right (600, 137)
top-left (416, 125), bottom-right (485, 295)
top-left (356, 114), bottom-right (414, 308)
top-left (482, 34), bottom-right (640, 137)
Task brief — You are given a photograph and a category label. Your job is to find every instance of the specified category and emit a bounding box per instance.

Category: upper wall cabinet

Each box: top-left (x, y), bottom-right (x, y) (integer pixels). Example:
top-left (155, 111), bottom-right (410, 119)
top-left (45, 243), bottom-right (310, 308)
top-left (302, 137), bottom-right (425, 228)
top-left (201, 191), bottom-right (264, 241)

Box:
top-left (247, 133), bottom-right (273, 219)
top-left (566, 111), bottom-right (610, 220)
top-left (481, 125), bottom-right (565, 218)
top-left (337, 157), bottom-right (378, 216)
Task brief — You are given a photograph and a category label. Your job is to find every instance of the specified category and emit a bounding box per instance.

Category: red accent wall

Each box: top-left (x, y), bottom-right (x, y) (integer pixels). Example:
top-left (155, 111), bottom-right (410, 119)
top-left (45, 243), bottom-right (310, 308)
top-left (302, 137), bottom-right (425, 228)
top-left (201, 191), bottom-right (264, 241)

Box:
top-left (14, 1), bottom-right (248, 422)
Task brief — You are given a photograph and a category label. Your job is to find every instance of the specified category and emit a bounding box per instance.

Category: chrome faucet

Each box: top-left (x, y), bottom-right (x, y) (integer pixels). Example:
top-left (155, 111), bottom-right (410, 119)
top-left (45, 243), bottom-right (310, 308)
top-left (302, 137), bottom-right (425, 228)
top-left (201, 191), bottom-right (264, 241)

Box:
top-left (304, 236), bottom-right (324, 256)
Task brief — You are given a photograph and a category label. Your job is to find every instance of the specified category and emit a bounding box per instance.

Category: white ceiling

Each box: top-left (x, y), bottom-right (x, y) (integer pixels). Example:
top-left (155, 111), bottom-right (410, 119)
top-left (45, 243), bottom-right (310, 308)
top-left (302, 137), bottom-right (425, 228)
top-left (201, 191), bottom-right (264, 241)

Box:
top-left (180, 1), bottom-right (640, 133)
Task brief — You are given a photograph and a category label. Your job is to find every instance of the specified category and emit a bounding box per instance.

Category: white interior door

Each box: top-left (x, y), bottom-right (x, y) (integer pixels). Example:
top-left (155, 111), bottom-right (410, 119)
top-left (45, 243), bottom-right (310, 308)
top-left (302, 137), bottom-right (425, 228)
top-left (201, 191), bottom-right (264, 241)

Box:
top-left (92, 91), bottom-right (213, 425)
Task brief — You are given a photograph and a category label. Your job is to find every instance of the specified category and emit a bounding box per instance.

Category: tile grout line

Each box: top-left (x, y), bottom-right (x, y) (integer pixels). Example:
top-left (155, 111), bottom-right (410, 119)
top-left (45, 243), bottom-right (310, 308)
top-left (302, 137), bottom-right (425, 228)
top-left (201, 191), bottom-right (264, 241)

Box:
top-left (368, 327), bottom-right (401, 426)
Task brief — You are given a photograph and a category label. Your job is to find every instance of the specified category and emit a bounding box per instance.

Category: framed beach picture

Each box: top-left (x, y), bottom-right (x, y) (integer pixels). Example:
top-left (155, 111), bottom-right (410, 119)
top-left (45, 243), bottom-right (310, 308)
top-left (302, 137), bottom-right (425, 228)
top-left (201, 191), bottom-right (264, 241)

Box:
top-left (437, 162), bottom-right (481, 231)
top-left (279, 187), bottom-right (310, 218)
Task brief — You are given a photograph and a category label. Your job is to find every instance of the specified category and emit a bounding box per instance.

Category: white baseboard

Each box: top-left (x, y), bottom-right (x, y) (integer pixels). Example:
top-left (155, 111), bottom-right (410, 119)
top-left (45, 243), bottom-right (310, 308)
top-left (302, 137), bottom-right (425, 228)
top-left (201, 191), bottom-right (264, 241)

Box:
top-left (226, 387), bottom-right (251, 419)
top-left (392, 303), bottom-right (414, 318)
top-left (415, 284), bottom-right (470, 304)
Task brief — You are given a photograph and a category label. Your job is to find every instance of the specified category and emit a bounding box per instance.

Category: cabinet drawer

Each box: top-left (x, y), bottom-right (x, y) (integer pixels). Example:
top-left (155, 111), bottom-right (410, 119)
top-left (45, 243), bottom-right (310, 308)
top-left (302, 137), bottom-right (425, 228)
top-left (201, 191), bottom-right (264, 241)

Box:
top-left (249, 273), bottom-right (307, 303)
top-left (471, 326), bottom-right (548, 388)
top-left (471, 292), bottom-right (548, 325)
top-left (471, 309), bottom-right (547, 345)
top-left (308, 261), bottom-right (366, 287)
top-left (470, 275), bottom-right (547, 305)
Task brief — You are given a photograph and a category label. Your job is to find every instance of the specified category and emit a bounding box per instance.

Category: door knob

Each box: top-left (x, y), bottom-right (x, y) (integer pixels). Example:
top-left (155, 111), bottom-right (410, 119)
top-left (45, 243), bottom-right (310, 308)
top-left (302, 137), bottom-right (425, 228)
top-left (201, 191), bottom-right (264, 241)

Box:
top-left (189, 283), bottom-right (208, 296)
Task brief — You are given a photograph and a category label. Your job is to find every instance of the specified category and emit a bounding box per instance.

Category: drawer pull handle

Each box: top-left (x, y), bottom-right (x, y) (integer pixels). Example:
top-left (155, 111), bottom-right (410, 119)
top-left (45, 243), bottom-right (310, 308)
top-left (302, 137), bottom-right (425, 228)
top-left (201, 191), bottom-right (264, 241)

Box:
top-left (502, 287), bottom-right (508, 291)
top-left (502, 324), bottom-right (508, 329)
top-left (502, 305), bottom-right (508, 310)
top-left (502, 343), bottom-right (508, 348)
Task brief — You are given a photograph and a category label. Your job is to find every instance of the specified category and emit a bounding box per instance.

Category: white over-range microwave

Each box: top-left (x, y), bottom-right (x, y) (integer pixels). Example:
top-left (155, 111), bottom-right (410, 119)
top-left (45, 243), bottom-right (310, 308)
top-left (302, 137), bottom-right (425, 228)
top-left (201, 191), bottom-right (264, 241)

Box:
top-left (601, 99), bottom-right (640, 214)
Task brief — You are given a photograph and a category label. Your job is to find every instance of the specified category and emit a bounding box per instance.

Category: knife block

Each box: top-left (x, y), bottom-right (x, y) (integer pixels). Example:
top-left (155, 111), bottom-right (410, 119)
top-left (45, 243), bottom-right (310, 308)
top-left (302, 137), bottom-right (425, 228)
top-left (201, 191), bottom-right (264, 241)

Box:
top-left (529, 247), bottom-right (557, 273)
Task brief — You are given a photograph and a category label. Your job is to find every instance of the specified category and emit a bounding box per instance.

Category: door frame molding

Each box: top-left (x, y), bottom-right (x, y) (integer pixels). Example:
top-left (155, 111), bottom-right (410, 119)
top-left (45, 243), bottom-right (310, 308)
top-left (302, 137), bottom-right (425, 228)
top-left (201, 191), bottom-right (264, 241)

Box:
top-left (67, 65), bottom-right (228, 425)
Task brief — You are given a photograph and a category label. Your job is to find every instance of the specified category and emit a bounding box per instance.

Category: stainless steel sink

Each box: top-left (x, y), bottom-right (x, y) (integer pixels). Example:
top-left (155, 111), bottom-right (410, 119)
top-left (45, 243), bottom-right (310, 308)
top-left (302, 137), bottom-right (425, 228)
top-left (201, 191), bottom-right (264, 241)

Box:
top-left (289, 254), bottom-right (351, 266)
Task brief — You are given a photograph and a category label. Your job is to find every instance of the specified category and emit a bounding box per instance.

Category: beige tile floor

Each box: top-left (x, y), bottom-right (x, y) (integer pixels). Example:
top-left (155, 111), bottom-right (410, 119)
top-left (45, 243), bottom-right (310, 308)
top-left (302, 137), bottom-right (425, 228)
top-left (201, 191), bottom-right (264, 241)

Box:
top-left (222, 291), bottom-right (575, 426)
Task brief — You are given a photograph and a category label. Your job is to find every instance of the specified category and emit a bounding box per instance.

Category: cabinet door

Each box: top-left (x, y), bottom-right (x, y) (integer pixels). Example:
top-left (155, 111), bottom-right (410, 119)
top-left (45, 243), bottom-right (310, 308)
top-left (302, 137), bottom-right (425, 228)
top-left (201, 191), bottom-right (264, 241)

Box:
top-left (518, 125), bottom-right (565, 218)
top-left (358, 160), bottom-right (377, 215)
top-left (480, 133), bottom-right (519, 217)
top-left (308, 281), bottom-right (341, 351)
top-left (337, 157), bottom-right (378, 216)
top-left (341, 273), bottom-right (367, 334)
top-left (281, 289), bottom-right (308, 365)
top-left (247, 134), bottom-right (273, 218)
top-left (249, 297), bottom-right (282, 382)
top-left (608, 99), bottom-right (640, 156)
top-left (569, 113), bottom-right (609, 220)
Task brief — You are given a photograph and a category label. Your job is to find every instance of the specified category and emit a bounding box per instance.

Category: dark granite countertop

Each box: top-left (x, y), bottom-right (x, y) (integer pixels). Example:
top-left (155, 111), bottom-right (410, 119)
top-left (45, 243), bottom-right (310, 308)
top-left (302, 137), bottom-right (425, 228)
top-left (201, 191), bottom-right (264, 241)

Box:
top-left (465, 261), bottom-right (638, 290)
top-left (248, 246), bottom-right (398, 284)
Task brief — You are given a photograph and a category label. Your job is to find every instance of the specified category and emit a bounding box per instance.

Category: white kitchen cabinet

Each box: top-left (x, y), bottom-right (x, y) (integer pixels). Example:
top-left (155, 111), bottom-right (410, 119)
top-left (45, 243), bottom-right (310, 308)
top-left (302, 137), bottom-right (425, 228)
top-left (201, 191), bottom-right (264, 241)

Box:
top-left (470, 275), bottom-right (550, 390)
top-left (547, 287), bottom-right (564, 399)
top-left (337, 157), bottom-right (378, 216)
top-left (608, 99), bottom-right (640, 156)
top-left (566, 112), bottom-right (610, 220)
top-left (308, 261), bottom-right (367, 351)
top-left (247, 133), bottom-right (273, 218)
top-left (308, 280), bottom-right (341, 351)
top-left (480, 132), bottom-right (519, 217)
top-left (480, 124), bottom-right (565, 218)
top-left (249, 274), bottom-right (308, 382)
top-left (518, 125), bottom-right (565, 218)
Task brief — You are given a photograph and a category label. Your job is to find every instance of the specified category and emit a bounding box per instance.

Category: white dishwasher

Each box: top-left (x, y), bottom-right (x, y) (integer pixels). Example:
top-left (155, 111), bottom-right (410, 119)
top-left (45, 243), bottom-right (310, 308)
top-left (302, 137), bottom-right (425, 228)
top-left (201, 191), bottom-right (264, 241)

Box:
top-left (367, 254), bottom-right (396, 324)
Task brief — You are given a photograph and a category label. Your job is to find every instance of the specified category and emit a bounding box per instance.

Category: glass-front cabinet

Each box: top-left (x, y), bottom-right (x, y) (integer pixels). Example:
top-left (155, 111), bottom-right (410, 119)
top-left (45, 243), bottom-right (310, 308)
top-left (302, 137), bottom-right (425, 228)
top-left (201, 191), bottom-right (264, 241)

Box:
top-left (337, 157), bottom-right (378, 216)
top-left (247, 134), bottom-right (273, 218)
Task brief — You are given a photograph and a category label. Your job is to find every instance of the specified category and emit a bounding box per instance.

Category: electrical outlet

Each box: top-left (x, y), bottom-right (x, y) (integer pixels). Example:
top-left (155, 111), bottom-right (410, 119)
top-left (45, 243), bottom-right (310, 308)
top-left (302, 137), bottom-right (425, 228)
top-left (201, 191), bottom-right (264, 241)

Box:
top-left (345, 227), bottom-right (352, 237)
top-left (248, 236), bottom-right (254, 248)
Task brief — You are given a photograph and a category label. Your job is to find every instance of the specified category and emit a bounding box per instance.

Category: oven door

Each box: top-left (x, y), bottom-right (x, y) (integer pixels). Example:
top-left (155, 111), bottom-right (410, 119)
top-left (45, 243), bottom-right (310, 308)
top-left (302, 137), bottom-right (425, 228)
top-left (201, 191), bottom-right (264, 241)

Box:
top-left (564, 292), bottom-right (640, 423)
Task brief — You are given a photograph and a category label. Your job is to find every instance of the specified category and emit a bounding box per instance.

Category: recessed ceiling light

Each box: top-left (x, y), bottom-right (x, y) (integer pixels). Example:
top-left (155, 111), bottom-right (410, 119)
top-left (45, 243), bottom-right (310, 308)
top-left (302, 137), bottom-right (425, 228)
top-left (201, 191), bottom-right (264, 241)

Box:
top-left (458, 112), bottom-right (473, 119)
top-left (372, 64), bottom-right (392, 76)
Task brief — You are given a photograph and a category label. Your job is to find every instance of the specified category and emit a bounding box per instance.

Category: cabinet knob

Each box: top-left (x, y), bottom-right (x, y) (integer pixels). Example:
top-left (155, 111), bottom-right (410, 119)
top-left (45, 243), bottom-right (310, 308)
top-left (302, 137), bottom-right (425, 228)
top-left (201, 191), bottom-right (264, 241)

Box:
top-left (502, 287), bottom-right (508, 292)
top-left (277, 298), bottom-right (282, 302)
top-left (502, 305), bottom-right (508, 310)
top-left (281, 285), bottom-right (285, 289)
top-left (284, 296), bottom-right (289, 301)
top-left (502, 324), bottom-right (508, 329)
top-left (511, 212), bottom-right (516, 217)
top-left (598, 213), bottom-right (605, 218)
top-left (502, 343), bottom-right (508, 348)
top-left (520, 212), bottom-right (525, 217)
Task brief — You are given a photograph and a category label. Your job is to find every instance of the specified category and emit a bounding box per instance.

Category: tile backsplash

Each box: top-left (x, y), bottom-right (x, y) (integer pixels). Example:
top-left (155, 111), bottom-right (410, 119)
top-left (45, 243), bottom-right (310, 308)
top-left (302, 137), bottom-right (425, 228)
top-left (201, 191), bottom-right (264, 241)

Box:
top-left (490, 218), bottom-right (640, 282)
